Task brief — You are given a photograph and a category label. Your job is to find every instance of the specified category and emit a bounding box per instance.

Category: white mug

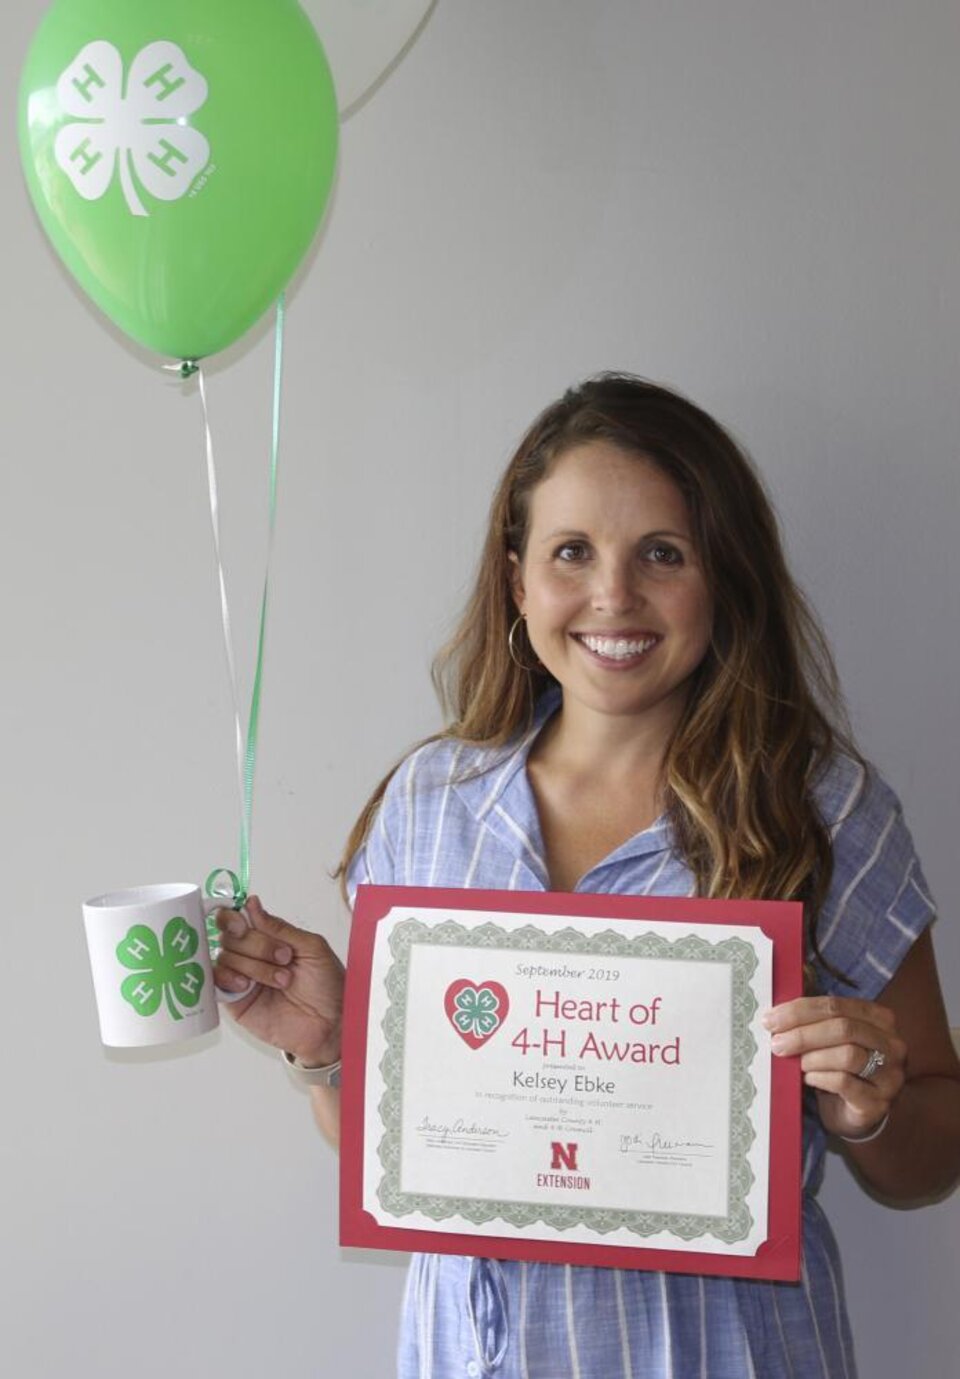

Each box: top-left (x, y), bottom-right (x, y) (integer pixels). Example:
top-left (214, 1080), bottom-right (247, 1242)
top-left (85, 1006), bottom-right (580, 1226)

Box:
top-left (82, 882), bottom-right (249, 1048)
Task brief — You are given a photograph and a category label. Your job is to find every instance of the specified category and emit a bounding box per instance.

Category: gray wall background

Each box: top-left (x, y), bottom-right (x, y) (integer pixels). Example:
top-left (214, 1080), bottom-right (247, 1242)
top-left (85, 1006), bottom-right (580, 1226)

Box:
top-left (3, 2), bottom-right (958, 1375)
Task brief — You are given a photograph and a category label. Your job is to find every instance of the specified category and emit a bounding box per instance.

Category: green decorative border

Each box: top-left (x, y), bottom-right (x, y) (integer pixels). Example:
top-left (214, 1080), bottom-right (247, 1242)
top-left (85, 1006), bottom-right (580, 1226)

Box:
top-left (374, 916), bottom-right (759, 1244)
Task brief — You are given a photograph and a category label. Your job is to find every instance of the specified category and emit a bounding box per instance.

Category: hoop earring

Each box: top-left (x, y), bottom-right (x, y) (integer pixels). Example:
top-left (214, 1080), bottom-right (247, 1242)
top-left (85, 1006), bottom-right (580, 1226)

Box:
top-left (508, 614), bottom-right (541, 672)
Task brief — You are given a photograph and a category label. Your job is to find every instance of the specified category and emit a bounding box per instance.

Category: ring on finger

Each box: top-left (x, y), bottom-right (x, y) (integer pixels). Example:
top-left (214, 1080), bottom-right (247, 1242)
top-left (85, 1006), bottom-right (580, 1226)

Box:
top-left (857, 1047), bottom-right (886, 1081)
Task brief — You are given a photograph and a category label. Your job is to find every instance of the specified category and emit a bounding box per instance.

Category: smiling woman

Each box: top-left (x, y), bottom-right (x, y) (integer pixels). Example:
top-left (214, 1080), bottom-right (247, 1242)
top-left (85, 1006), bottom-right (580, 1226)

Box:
top-left (214, 374), bottom-right (960, 1379)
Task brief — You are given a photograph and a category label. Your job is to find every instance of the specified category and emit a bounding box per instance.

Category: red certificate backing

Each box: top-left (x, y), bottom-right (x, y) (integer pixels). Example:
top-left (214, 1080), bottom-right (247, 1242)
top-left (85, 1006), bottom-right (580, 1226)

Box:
top-left (340, 886), bottom-right (803, 1282)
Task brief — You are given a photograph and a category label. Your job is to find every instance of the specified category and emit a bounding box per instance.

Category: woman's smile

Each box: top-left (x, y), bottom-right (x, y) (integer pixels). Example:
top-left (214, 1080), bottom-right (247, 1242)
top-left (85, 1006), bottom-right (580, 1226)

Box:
top-left (571, 630), bottom-right (662, 667)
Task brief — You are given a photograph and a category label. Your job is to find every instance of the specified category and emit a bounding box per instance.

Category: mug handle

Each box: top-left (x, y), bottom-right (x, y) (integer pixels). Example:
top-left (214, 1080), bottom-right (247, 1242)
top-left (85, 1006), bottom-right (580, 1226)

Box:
top-left (203, 897), bottom-right (257, 1004)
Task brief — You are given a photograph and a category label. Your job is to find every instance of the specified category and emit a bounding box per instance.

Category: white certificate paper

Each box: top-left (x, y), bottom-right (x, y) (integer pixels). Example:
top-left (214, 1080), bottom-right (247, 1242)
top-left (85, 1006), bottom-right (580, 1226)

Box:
top-left (341, 887), bottom-right (803, 1280)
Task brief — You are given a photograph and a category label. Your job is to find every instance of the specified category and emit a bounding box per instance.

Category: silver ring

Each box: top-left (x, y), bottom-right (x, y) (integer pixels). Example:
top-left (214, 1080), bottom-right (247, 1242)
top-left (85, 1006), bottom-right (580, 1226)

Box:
top-left (858, 1048), bottom-right (886, 1081)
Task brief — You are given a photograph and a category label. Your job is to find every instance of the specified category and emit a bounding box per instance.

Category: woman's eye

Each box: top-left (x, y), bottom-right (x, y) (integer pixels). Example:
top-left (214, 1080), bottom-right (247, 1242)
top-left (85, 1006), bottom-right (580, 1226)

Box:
top-left (555, 541), bottom-right (589, 562)
top-left (646, 543), bottom-right (682, 566)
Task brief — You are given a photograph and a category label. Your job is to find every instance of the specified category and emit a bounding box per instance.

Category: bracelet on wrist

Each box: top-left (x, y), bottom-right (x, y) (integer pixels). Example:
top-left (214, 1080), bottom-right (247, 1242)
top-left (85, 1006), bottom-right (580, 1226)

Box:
top-left (838, 1111), bottom-right (889, 1144)
top-left (281, 1048), bottom-right (342, 1088)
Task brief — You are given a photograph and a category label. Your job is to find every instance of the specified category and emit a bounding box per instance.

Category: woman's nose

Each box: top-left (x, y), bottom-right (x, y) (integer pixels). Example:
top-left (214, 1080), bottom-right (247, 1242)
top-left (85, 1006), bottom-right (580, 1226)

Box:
top-left (590, 559), bottom-right (639, 614)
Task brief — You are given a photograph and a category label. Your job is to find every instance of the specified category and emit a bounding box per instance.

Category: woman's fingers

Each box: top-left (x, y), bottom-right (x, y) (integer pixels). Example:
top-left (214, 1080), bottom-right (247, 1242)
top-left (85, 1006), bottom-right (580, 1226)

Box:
top-left (216, 944), bottom-right (294, 990)
top-left (763, 994), bottom-right (908, 1137)
top-left (213, 895), bottom-right (344, 1009)
top-left (796, 1039), bottom-right (904, 1079)
top-left (806, 1073), bottom-right (891, 1135)
top-left (765, 997), bottom-right (902, 1071)
top-left (800, 1047), bottom-right (905, 1117)
top-left (764, 994), bottom-right (896, 1035)
top-left (803, 1069), bottom-right (887, 1102)
top-left (771, 1018), bottom-right (906, 1089)
top-left (770, 1015), bottom-right (889, 1059)
top-left (212, 901), bottom-right (299, 992)
top-left (802, 1069), bottom-right (893, 1102)
top-left (214, 962), bottom-right (253, 991)
top-left (216, 912), bottom-right (294, 964)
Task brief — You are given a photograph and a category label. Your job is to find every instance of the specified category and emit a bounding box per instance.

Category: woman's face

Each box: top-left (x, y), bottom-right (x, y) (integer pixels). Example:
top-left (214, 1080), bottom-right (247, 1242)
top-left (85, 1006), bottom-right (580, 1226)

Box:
top-left (510, 441), bottom-right (713, 736)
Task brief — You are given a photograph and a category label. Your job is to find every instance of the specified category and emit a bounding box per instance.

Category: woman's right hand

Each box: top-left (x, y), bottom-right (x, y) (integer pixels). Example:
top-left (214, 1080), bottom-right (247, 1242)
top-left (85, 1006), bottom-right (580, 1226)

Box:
top-left (213, 895), bottom-right (345, 1067)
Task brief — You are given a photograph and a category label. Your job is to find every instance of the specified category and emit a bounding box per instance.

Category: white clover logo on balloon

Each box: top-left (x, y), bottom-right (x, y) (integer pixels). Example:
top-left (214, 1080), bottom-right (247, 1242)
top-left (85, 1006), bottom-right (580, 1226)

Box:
top-left (54, 40), bottom-right (210, 218)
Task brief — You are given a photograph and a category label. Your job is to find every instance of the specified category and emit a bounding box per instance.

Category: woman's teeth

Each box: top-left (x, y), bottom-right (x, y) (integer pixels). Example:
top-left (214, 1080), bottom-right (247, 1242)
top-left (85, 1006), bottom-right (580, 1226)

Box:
top-left (579, 634), bottom-right (657, 659)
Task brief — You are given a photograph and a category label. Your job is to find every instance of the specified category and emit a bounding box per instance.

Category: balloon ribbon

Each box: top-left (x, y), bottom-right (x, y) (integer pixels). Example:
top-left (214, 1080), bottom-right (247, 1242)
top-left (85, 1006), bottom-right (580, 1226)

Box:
top-left (193, 297), bottom-right (285, 912)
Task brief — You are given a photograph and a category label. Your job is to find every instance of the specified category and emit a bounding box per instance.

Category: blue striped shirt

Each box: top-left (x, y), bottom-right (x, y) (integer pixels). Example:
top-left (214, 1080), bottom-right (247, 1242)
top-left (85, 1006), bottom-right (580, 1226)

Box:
top-left (347, 695), bottom-right (936, 1379)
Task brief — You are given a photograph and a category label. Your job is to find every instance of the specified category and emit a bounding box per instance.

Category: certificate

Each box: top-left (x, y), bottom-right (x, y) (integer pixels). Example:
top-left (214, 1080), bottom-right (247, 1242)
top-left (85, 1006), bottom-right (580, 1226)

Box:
top-left (340, 887), bottom-right (803, 1281)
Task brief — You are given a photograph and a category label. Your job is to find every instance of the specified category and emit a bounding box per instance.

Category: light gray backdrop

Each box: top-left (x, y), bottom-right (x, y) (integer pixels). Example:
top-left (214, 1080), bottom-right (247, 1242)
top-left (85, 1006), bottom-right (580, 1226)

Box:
top-left (3, 3), bottom-right (957, 1376)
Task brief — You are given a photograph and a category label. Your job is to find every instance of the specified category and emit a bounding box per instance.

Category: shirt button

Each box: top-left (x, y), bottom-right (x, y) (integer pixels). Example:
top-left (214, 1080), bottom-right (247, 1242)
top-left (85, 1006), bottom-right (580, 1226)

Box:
top-left (466, 1363), bottom-right (480, 1377)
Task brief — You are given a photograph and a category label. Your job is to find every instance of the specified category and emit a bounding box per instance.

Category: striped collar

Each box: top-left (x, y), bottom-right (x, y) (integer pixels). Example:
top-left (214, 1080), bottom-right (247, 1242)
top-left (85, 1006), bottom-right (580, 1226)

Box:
top-left (451, 690), bottom-right (673, 890)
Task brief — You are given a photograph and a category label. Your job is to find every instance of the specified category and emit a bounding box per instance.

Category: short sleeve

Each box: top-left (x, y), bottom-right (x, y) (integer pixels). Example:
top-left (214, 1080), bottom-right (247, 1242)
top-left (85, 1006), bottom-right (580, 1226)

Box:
top-left (813, 757), bottom-right (937, 997)
top-left (343, 750), bottom-right (424, 908)
top-left (345, 778), bottom-right (401, 910)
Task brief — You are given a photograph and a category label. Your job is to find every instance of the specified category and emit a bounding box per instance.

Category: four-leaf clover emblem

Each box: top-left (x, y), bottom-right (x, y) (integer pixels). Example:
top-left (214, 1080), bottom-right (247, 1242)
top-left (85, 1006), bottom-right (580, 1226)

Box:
top-left (452, 985), bottom-right (502, 1038)
top-left (116, 918), bottom-right (206, 1021)
top-left (444, 979), bottom-right (510, 1048)
top-left (54, 40), bottom-right (210, 217)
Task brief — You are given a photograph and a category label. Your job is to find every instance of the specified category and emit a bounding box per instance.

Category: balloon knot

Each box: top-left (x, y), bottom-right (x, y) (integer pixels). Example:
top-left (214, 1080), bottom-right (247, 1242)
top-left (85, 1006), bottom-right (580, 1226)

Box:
top-left (163, 359), bottom-right (200, 379)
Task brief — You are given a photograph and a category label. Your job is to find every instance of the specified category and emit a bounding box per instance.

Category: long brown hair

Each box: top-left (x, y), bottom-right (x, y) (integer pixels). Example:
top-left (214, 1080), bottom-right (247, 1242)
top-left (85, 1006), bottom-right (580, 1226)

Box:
top-left (339, 374), bottom-right (860, 968)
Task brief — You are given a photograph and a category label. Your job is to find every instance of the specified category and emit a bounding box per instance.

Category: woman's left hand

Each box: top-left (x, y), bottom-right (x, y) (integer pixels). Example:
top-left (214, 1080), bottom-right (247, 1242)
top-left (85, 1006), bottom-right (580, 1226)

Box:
top-left (763, 995), bottom-right (907, 1140)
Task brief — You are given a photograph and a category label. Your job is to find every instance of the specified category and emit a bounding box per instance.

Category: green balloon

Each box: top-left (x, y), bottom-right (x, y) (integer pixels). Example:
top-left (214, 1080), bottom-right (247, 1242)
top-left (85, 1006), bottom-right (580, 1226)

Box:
top-left (18, 0), bottom-right (338, 360)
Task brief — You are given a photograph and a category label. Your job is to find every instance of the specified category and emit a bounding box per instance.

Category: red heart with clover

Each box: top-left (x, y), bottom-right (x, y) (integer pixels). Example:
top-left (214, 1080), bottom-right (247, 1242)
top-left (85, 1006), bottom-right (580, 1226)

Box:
top-left (444, 979), bottom-right (510, 1050)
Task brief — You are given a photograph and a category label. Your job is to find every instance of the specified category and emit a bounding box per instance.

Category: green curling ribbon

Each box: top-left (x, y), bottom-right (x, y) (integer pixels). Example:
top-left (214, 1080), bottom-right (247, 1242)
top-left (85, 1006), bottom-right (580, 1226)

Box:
top-left (204, 295), bottom-right (285, 911)
top-left (205, 868), bottom-right (244, 908)
top-left (204, 867), bottom-right (243, 958)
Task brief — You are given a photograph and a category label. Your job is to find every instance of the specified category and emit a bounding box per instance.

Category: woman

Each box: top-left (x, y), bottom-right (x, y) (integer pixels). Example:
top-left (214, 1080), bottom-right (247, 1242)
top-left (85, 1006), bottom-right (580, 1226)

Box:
top-left (215, 375), bottom-right (960, 1377)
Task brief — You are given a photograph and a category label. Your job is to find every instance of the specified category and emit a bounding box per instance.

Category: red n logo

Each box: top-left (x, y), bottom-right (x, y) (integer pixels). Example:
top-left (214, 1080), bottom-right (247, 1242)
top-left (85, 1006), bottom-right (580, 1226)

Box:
top-left (550, 1141), bottom-right (578, 1171)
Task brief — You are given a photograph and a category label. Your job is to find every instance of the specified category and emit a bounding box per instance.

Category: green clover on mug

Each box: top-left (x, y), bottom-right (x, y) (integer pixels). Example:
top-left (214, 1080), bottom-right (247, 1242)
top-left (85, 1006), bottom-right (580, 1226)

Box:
top-left (116, 918), bottom-right (206, 1021)
top-left (452, 985), bottom-right (502, 1039)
